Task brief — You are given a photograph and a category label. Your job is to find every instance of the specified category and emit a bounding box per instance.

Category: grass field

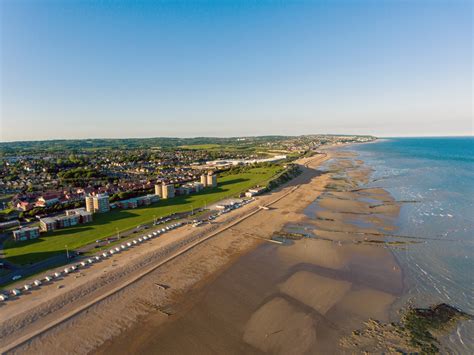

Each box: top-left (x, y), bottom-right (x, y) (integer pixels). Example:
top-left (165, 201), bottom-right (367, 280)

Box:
top-left (3, 166), bottom-right (281, 265)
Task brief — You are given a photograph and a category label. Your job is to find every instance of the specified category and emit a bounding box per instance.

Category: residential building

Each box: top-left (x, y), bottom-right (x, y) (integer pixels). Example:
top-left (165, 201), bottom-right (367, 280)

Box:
top-left (177, 186), bottom-right (191, 195)
top-left (154, 184), bottom-right (163, 197)
top-left (0, 220), bottom-right (20, 231)
top-left (162, 184), bottom-right (175, 199)
top-left (192, 182), bottom-right (204, 192)
top-left (12, 226), bottom-right (40, 241)
top-left (207, 173), bottom-right (217, 188)
top-left (157, 184), bottom-right (175, 199)
top-left (16, 201), bottom-right (33, 211)
top-left (117, 194), bottom-right (159, 209)
top-left (39, 217), bottom-right (58, 232)
top-left (200, 174), bottom-right (208, 187)
top-left (65, 208), bottom-right (93, 223)
top-left (40, 209), bottom-right (93, 232)
top-left (85, 193), bottom-right (110, 213)
top-left (36, 193), bottom-right (61, 207)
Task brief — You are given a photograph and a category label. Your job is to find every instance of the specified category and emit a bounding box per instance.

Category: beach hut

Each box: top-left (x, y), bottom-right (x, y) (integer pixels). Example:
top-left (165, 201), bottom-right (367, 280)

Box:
top-left (95, 256), bottom-right (101, 261)
top-left (11, 289), bottom-right (21, 296)
top-left (126, 242), bottom-right (132, 247)
top-left (138, 238), bottom-right (143, 242)
top-left (54, 272), bottom-right (61, 278)
top-left (153, 232), bottom-right (158, 236)
top-left (120, 244), bottom-right (126, 250)
top-left (0, 294), bottom-right (8, 301)
top-left (102, 252), bottom-right (108, 258)
top-left (34, 280), bottom-right (42, 286)
top-left (80, 261), bottom-right (87, 267)
top-left (44, 276), bottom-right (53, 282)
top-left (23, 284), bottom-right (32, 291)
top-left (132, 240), bottom-right (138, 244)
top-left (64, 268), bottom-right (71, 274)
top-left (87, 258), bottom-right (94, 264)
top-left (109, 250), bottom-right (115, 255)
top-left (114, 247), bottom-right (120, 252)
top-left (165, 226), bottom-right (170, 230)
top-left (161, 228), bottom-right (166, 232)
top-left (70, 265), bottom-right (77, 271)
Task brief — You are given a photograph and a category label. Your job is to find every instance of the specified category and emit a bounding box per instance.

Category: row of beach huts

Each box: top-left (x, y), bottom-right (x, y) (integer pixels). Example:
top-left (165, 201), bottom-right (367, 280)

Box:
top-left (0, 222), bottom-right (184, 303)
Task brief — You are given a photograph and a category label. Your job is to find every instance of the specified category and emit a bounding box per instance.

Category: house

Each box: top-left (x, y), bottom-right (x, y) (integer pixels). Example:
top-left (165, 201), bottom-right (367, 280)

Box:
top-left (36, 193), bottom-right (61, 207)
top-left (16, 201), bottom-right (33, 211)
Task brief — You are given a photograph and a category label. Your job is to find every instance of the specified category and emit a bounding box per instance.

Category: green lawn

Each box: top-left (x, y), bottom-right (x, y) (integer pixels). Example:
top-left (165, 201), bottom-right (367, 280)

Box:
top-left (3, 166), bottom-right (281, 265)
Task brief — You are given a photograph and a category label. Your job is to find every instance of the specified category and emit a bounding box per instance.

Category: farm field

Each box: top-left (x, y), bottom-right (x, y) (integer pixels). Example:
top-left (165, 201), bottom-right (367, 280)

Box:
top-left (3, 166), bottom-right (281, 265)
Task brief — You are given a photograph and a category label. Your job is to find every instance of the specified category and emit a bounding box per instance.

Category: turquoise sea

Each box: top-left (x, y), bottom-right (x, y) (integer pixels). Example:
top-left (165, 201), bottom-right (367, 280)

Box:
top-left (351, 137), bottom-right (474, 352)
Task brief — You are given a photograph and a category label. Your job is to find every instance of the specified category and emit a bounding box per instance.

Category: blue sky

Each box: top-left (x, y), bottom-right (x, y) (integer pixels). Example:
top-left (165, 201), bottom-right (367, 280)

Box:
top-left (1, 0), bottom-right (472, 141)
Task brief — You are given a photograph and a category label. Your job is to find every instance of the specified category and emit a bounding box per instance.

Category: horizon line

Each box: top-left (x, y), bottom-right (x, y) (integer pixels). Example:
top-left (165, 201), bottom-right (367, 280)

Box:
top-left (1, 134), bottom-right (473, 144)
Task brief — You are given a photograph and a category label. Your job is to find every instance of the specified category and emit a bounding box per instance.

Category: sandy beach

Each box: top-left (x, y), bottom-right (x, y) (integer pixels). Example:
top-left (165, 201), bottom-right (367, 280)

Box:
top-left (0, 149), bottom-right (405, 354)
top-left (93, 149), bottom-right (404, 354)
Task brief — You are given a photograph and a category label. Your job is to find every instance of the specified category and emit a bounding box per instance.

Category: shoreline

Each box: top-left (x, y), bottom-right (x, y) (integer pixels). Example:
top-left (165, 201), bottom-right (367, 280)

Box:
top-left (94, 148), bottom-right (406, 354)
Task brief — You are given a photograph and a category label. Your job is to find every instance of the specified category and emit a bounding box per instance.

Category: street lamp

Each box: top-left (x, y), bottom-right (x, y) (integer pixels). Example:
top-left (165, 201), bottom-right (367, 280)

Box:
top-left (65, 245), bottom-right (69, 259)
top-left (116, 227), bottom-right (120, 239)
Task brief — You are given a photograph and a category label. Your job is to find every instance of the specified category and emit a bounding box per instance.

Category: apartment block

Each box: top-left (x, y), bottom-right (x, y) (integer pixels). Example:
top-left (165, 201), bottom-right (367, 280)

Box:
top-left (12, 226), bottom-right (40, 242)
top-left (85, 193), bottom-right (110, 213)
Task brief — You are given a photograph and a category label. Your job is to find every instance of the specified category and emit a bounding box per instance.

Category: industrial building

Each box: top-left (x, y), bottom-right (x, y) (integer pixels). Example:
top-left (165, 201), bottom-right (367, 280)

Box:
top-left (85, 193), bottom-right (110, 213)
top-left (12, 226), bottom-right (40, 241)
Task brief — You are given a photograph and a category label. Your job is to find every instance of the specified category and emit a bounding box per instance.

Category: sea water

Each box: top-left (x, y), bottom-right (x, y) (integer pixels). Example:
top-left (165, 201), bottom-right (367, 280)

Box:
top-left (349, 137), bottom-right (474, 352)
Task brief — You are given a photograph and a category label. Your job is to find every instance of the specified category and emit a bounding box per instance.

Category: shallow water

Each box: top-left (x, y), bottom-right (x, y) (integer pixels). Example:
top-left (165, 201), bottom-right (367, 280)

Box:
top-left (348, 137), bottom-right (474, 352)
